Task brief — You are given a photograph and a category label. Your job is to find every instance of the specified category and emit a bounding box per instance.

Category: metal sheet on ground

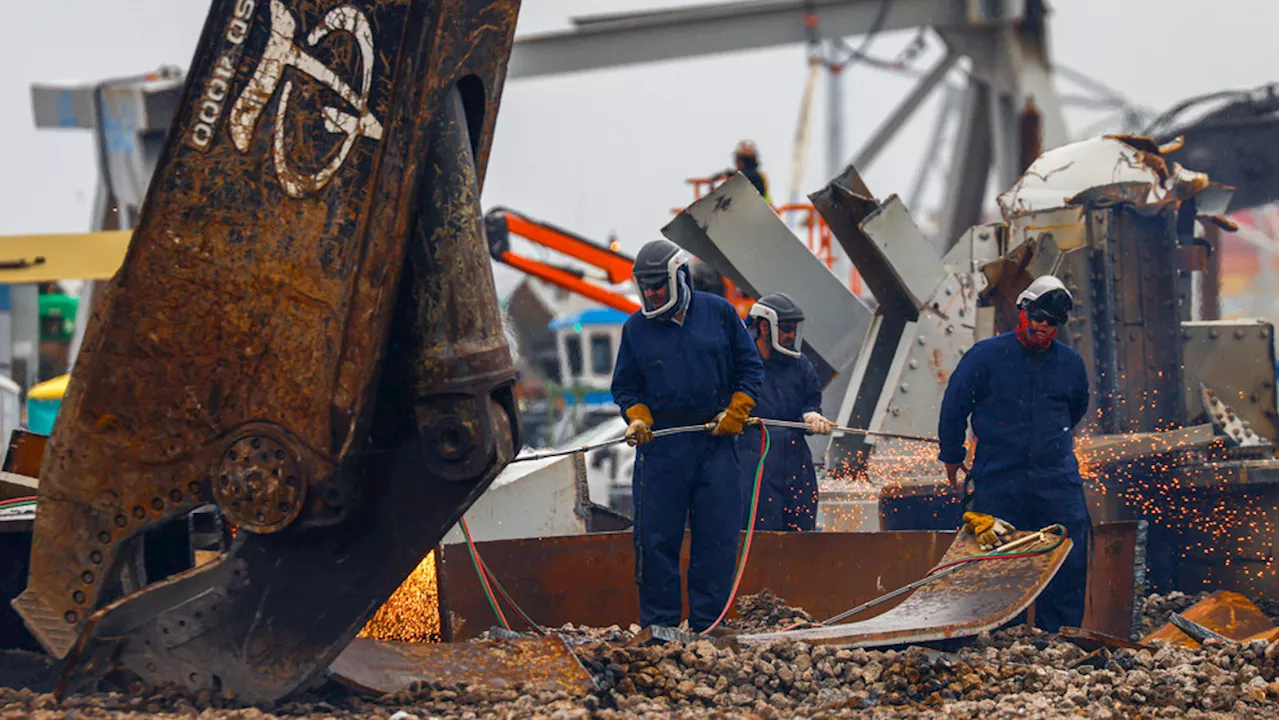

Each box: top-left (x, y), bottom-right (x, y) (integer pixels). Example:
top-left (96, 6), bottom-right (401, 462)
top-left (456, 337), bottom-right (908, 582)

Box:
top-left (330, 636), bottom-right (594, 696)
top-left (1058, 626), bottom-right (1150, 653)
top-left (1141, 591), bottom-right (1275, 648)
top-left (736, 531), bottom-right (1072, 647)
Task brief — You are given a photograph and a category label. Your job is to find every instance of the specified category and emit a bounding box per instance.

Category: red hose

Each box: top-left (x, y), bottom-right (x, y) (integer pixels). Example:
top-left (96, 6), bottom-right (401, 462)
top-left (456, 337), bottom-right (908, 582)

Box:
top-left (927, 549), bottom-right (1055, 575)
top-left (701, 424), bottom-right (768, 635)
top-left (460, 517), bottom-right (511, 631)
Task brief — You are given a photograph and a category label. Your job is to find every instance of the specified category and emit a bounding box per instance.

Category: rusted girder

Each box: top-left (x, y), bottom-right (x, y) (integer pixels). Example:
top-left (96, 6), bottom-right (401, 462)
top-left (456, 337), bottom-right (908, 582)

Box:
top-left (15, 0), bottom-right (522, 702)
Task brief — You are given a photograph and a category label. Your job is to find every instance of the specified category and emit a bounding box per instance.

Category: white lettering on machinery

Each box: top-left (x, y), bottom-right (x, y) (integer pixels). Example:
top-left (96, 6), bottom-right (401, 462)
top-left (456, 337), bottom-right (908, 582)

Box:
top-left (228, 0), bottom-right (384, 197)
top-left (186, 0), bottom-right (256, 149)
top-left (228, 0), bottom-right (256, 44)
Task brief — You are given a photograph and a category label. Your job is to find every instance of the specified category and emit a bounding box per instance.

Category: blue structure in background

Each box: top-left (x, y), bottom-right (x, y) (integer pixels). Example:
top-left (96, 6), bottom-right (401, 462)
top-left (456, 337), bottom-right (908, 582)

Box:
top-left (549, 307), bottom-right (629, 408)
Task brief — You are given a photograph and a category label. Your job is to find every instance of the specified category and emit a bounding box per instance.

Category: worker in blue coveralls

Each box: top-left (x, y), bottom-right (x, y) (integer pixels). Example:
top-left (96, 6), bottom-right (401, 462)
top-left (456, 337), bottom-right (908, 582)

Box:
top-left (937, 275), bottom-right (1092, 632)
top-left (738, 293), bottom-right (835, 532)
top-left (611, 239), bottom-right (764, 633)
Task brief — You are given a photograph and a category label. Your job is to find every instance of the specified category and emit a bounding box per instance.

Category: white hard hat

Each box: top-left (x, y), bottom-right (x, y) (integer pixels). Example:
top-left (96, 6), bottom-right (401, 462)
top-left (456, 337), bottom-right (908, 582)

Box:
top-left (1016, 276), bottom-right (1074, 324)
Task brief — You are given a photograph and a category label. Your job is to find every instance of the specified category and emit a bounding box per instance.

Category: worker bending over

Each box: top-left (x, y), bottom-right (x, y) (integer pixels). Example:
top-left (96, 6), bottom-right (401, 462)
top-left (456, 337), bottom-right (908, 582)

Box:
top-left (738, 293), bottom-right (833, 531)
top-left (611, 239), bottom-right (764, 633)
top-left (937, 276), bottom-right (1092, 632)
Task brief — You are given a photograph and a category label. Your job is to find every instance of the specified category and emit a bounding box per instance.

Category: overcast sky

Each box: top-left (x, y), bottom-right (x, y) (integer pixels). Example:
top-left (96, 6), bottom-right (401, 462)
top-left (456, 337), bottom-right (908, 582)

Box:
top-left (3, 0), bottom-right (1276, 295)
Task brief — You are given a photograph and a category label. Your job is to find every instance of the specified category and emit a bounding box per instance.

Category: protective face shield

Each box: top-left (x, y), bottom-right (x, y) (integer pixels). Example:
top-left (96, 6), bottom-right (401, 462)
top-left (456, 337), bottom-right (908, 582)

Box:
top-left (747, 292), bottom-right (805, 358)
top-left (632, 239), bottom-right (691, 318)
top-left (1015, 275), bottom-right (1074, 326)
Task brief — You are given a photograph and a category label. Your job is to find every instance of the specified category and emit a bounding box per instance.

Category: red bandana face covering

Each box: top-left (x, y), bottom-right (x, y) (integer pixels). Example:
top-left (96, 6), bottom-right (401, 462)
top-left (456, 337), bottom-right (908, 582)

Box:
top-left (1016, 308), bottom-right (1057, 351)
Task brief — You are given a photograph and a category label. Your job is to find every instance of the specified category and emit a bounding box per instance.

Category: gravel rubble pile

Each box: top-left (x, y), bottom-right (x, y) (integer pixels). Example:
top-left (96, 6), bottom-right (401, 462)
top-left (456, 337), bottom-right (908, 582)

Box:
top-left (1139, 591), bottom-right (1213, 636)
top-left (725, 589), bottom-right (818, 633)
top-left (1137, 591), bottom-right (1278, 637)
top-left (2, 592), bottom-right (1276, 719)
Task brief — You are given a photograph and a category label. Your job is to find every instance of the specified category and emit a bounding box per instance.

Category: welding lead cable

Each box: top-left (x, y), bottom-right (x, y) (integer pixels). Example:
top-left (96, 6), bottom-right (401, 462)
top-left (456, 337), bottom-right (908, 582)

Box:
top-left (459, 516), bottom-right (548, 634)
top-left (459, 517), bottom-right (511, 632)
top-left (777, 525), bottom-right (1067, 632)
top-left (701, 423), bottom-right (771, 636)
top-left (474, 553), bottom-right (548, 635)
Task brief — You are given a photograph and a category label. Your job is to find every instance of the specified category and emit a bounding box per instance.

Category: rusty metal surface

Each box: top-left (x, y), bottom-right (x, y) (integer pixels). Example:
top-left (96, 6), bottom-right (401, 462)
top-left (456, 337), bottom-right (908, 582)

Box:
top-left (1181, 320), bottom-right (1279, 443)
top-left (628, 625), bottom-right (736, 649)
top-left (1080, 521), bottom-right (1142, 640)
top-left (329, 636), bottom-right (595, 696)
top-left (1058, 626), bottom-right (1150, 653)
top-left (439, 526), bottom-right (1138, 643)
top-left (439, 531), bottom-right (954, 640)
top-left (2, 430), bottom-right (46, 479)
top-left (15, 0), bottom-right (522, 703)
top-left (1141, 591), bottom-right (1275, 648)
top-left (0, 472), bottom-right (38, 505)
top-left (737, 531), bottom-right (1071, 647)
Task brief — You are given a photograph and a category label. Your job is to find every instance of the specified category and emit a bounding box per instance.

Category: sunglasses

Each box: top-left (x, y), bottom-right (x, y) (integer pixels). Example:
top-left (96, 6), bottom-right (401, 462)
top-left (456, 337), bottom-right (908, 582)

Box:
top-left (1027, 312), bottom-right (1060, 326)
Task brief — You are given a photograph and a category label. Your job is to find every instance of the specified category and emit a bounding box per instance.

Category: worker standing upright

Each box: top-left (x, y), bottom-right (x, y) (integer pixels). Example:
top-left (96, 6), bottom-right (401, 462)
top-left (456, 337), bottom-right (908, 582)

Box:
top-left (714, 140), bottom-right (771, 202)
top-left (611, 239), bottom-right (764, 633)
top-left (738, 293), bottom-right (833, 532)
top-left (936, 276), bottom-right (1092, 632)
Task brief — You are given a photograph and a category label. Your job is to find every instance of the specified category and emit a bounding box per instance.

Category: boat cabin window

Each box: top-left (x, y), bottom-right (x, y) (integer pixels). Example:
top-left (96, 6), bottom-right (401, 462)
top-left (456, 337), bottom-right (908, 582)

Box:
top-left (590, 334), bottom-right (613, 375)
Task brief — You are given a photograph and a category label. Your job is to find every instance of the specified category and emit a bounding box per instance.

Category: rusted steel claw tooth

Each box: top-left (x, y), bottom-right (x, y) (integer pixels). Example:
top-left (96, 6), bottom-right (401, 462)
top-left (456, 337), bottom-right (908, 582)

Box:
top-left (16, 0), bottom-right (524, 703)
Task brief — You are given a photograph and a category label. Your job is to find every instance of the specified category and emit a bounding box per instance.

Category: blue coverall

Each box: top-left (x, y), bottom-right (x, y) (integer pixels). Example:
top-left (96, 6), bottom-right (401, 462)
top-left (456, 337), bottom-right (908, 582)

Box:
top-left (738, 353), bottom-right (823, 532)
top-left (937, 332), bottom-right (1092, 632)
top-left (611, 291), bottom-right (765, 631)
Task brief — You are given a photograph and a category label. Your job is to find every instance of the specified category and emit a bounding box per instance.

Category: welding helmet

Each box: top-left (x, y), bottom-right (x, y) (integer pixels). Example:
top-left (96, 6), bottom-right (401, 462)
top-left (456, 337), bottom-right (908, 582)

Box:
top-left (748, 292), bottom-right (805, 358)
top-left (1016, 275), bottom-right (1074, 326)
top-left (633, 239), bottom-right (691, 319)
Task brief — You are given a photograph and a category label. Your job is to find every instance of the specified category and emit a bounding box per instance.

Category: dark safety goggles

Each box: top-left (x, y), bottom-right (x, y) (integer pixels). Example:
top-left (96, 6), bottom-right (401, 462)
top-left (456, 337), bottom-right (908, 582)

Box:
top-left (1026, 310), bottom-right (1062, 326)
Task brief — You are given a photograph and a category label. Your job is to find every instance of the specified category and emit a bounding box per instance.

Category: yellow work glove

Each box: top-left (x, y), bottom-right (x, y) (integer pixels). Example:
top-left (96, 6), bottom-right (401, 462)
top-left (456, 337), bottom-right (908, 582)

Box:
top-left (962, 511), bottom-right (1014, 550)
top-left (712, 392), bottom-right (756, 437)
top-left (625, 404), bottom-right (654, 446)
top-left (803, 411), bottom-right (835, 435)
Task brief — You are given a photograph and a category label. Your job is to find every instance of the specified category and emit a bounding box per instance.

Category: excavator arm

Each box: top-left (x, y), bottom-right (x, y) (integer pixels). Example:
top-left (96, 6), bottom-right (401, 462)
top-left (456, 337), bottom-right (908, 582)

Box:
top-left (14, 0), bottom-right (522, 702)
top-left (485, 207), bottom-right (641, 314)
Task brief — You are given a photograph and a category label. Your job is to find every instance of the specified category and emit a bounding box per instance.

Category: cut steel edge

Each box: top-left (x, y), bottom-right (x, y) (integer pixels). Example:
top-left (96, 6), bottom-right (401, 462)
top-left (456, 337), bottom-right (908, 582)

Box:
top-left (736, 537), bottom-right (1072, 647)
top-left (328, 635), bottom-right (597, 696)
